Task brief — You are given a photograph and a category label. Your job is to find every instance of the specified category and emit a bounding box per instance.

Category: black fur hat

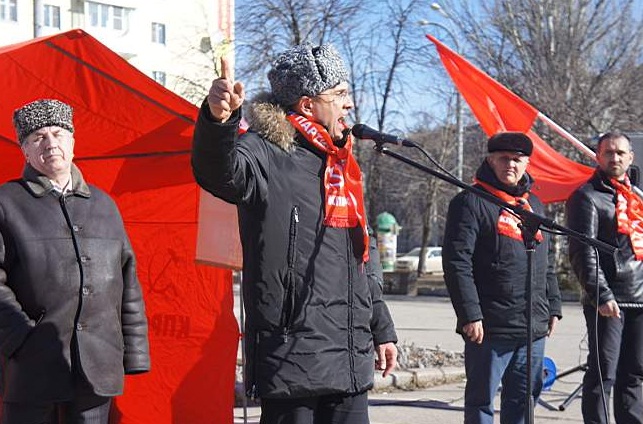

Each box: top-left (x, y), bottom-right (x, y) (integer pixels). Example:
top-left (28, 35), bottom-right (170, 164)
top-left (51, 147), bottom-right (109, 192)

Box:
top-left (487, 132), bottom-right (533, 156)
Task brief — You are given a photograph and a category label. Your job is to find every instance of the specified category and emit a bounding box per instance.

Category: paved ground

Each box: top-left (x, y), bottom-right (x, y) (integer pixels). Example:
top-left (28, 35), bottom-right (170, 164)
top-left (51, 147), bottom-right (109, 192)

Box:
top-left (233, 293), bottom-right (594, 423)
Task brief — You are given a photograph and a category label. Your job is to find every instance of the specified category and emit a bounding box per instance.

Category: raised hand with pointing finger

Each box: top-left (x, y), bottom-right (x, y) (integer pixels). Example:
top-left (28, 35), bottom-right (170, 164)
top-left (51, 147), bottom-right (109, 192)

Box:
top-left (207, 56), bottom-right (245, 123)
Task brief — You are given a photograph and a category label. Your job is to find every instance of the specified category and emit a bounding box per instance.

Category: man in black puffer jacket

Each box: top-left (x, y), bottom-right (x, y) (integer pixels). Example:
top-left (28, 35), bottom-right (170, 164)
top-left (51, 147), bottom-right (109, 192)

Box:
top-left (443, 132), bottom-right (562, 424)
top-left (567, 132), bottom-right (643, 424)
top-left (191, 45), bottom-right (397, 424)
top-left (0, 99), bottom-right (150, 423)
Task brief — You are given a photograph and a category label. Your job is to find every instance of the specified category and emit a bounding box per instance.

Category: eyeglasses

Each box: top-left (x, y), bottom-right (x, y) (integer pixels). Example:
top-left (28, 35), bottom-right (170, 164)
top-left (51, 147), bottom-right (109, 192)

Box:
top-left (316, 89), bottom-right (352, 103)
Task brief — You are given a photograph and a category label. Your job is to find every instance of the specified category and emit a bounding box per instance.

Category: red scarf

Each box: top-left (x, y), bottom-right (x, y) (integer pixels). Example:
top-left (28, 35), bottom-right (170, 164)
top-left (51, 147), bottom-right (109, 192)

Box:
top-left (610, 177), bottom-right (643, 260)
top-left (475, 179), bottom-right (543, 243)
top-left (286, 113), bottom-right (369, 262)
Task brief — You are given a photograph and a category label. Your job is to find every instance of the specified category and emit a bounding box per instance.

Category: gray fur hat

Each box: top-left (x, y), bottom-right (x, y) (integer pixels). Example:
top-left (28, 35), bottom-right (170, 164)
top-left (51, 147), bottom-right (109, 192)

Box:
top-left (13, 99), bottom-right (74, 143)
top-left (268, 44), bottom-right (349, 107)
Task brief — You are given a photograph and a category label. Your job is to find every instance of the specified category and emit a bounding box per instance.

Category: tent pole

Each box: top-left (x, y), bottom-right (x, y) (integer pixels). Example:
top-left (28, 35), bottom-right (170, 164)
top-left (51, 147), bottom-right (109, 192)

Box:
top-left (236, 270), bottom-right (248, 424)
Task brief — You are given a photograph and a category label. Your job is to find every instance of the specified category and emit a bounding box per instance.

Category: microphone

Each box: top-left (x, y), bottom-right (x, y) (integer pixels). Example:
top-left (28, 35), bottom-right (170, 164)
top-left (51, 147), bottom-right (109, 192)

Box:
top-left (351, 124), bottom-right (416, 147)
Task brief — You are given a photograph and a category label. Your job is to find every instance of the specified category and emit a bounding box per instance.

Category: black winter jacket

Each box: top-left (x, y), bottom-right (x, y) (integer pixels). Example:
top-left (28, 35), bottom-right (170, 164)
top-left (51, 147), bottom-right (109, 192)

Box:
top-left (191, 101), bottom-right (397, 399)
top-left (0, 164), bottom-right (150, 402)
top-left (567, 169), bottom-right (643, 306)
top-left (442, 163), bottom-right (562, 340)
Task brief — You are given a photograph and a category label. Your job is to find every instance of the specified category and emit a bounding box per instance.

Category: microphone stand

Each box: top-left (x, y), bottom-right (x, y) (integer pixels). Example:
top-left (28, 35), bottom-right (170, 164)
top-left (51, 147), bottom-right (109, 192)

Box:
top-left (370, 143), bottom-right (617, 424)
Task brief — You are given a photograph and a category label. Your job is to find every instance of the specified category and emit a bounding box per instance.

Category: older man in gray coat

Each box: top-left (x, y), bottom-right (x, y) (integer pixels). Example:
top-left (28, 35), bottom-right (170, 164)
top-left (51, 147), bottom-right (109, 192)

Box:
top-left (0, 99), bottom-right (150, 424)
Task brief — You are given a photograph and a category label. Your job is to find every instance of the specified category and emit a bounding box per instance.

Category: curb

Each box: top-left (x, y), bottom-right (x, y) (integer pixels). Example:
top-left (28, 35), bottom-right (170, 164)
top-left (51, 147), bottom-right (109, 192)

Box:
top-left (373, 366), bottom-right (466, 391)
top-left (389, 286), bottom-right (581, 302)
top-left (234, 367), bottom-right (466, 406)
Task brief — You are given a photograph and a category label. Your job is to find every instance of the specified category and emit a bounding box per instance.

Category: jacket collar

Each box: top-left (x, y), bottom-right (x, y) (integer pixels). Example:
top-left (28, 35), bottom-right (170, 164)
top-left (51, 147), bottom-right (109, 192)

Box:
top-left (590, 168), bottom-right (620, 194)
top-left (244, 92), bottom-right (298, 152)
top-left (22, 163), bottom-right (91, 198)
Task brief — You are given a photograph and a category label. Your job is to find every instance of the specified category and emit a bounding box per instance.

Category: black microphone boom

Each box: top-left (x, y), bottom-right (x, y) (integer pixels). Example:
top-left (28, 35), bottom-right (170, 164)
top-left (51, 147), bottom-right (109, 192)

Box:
top-left (351, 124), bottom-right (416, 147)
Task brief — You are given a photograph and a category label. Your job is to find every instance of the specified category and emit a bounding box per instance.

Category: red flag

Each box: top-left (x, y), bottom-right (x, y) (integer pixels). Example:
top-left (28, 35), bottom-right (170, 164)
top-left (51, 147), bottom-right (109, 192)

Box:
top-left (426, 35), bottom-right (593, 203)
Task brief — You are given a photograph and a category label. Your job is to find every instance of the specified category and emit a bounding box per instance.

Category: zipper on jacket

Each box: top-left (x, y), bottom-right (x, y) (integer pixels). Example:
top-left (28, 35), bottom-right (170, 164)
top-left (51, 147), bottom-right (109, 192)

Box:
top-left (346, 230), bottom-right (357, 390)
top-left (248, 331), bottom-right (260, 400)
top-left (35, 308), bottom-right (46, 325)
top-left (281, 205), bottom-right (299, 343)
top-left (249, 384), bottom-right (258, 400)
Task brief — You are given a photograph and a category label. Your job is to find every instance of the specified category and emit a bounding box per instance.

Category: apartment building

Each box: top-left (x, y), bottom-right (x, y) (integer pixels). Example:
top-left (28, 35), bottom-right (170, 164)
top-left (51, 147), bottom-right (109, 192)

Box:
top-left (0, 0), bottom-right (234, 103)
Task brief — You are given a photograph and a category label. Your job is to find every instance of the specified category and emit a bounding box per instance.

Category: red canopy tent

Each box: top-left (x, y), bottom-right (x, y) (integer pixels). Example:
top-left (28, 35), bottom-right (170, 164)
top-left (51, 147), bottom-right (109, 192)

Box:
top-left (0, 29), bottom-right (239, 423)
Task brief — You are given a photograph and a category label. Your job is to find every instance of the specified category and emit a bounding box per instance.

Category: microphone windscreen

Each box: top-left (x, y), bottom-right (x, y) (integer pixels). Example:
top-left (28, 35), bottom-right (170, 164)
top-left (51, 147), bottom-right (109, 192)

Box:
top-left (351, 123), bottom-right (367, 138)
top-left (351, 123), bottom-right (379, 140)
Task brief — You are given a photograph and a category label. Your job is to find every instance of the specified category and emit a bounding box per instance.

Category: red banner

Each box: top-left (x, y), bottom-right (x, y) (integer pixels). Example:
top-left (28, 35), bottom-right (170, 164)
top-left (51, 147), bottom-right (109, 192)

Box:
top-left (427, 35), bottom-right (593, 203)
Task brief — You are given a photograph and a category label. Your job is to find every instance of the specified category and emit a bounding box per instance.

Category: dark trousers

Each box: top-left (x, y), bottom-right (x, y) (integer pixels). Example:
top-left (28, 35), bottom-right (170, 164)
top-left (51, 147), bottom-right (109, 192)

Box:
top-left (260, 391), bottom-right (369, 424)
top-left (582, 305), bottom-right (643, 424)
top-left (1, 395), bottom-right (111, 424)
top-left (2, 348), bottom-right (112, 424)
top-left (463, 336), bottom-right (546, 424)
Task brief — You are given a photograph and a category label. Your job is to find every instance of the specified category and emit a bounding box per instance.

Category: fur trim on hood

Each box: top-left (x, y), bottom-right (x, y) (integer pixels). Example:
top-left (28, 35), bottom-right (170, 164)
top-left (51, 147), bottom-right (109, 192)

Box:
top-left (244, 92), bottom-right (297, 152)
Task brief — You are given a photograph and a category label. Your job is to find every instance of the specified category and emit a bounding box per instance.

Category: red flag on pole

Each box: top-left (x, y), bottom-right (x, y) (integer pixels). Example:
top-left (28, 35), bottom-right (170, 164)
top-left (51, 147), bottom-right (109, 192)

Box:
top-left (426, 35), bottom-right (594, 203)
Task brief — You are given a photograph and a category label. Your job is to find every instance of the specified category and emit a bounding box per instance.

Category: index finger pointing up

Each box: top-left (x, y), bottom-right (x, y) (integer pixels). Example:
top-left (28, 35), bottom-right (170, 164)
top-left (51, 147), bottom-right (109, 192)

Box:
top-left (220, 56), bottom-right (232, 81)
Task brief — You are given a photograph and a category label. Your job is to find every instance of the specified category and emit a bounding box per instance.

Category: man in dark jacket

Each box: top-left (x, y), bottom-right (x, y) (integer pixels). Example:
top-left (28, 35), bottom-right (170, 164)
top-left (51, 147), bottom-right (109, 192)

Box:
top-left (567, 132), bottom-right (643, 424)
top-left (442, 132), bottom-right (562, 424)
top-left (191, 45), bottom-right (398, 424)
top-left (0, 99), bottom-right (150, 424)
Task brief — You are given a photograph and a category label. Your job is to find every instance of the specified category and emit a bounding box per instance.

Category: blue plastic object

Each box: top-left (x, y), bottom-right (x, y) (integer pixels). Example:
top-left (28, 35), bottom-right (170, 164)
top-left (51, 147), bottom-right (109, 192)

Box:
top-left (542, 356), bottom-right (557, 391)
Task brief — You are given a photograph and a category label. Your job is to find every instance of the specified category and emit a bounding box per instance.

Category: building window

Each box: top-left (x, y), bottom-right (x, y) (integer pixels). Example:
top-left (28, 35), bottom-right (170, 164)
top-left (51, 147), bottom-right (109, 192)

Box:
top-left (43, 4), bottom-right (61, 28)
top-left (112, 6), bottom-right (123, 30)
top-left (0, 0), bottom-right (17, 22)
top-left (152, 22), bottom-right (166, 44)
top-left (87, 1), bottom-right (129, 31)
top-left (152, 71), bottom-right (166, 86)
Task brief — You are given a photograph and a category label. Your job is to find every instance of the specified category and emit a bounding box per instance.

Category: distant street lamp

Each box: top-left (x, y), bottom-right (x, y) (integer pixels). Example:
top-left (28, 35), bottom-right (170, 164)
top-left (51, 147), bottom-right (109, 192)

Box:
top-left (430, 2), bottom-right (446, 15)
top-left (419, 8), bottom-right (464, 181)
